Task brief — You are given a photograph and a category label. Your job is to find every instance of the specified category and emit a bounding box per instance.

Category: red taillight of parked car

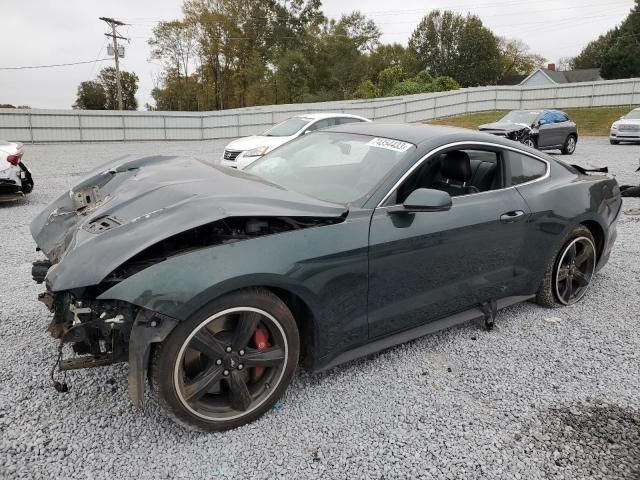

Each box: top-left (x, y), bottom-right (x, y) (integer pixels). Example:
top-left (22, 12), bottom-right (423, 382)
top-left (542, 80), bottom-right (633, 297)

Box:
top-left (6, 153), bottom-right (22, 165)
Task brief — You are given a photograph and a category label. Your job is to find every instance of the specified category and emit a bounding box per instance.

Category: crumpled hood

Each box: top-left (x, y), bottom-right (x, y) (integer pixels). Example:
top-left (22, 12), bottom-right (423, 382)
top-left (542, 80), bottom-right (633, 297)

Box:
top-left (479, 122), bottom-right (532, 133)
top-left (224, 135), bottom-right (292, 153)
top-left (31, 154), bottom-right (346, 291)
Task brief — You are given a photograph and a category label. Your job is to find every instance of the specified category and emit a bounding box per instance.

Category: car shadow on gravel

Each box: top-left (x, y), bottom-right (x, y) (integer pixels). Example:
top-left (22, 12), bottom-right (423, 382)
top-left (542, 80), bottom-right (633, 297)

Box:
top-left (530, 402), bottom-right (640, 479)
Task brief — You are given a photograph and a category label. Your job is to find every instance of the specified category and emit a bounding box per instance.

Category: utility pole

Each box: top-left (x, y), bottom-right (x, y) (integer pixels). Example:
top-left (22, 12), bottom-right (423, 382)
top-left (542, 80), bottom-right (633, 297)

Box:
top-left (99, 17), bottom-right (126, 110)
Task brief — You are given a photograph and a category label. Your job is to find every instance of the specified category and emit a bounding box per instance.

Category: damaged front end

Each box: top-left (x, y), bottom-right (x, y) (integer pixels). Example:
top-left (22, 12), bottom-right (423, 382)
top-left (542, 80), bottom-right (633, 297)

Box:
top-left (30, 154), bottom-right (346, 405)
top-left (479, 122), bottom-right (537, 146)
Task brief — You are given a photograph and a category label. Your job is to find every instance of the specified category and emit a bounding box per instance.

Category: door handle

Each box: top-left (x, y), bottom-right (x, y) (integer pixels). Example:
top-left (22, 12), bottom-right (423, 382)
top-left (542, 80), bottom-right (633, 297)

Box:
top-left (500, 210), bottom-right (525, 222)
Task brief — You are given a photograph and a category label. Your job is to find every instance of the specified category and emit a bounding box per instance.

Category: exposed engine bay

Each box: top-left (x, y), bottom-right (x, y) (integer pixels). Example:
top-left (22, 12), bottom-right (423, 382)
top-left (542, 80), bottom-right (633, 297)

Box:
top-left (33, 215), bottom-right (341, 390)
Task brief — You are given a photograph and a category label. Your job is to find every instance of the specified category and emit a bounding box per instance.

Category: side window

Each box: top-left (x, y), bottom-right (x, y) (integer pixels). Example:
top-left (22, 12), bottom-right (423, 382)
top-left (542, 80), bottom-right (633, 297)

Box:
top-left (508, 152), bottom-right (547, 185)
top-left (337, 117), bottom-right (364, 125)
top-left (539, 111), bottom-right (555, 125)
top-left (306, 118), bottom-right (334, 132)
top-left (549, 111), bottom-right (567, 123)
top-left (392, 148), bottom-right (503, 205)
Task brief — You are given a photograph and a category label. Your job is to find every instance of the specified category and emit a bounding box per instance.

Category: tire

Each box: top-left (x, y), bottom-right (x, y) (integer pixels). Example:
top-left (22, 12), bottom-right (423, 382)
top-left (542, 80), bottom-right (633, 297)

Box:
top-left (621, 185), bottom-right (640, 198)
top-left (610, 140), bottom-right (620, 145)
top-left (561, 134), bottom-right (577, 154)
top-left (151, 287), bottom-right (299, 432)
top-left (536, 225), bottom-right (597, 308)
top-left (522, 136), bottom-right (537, 149)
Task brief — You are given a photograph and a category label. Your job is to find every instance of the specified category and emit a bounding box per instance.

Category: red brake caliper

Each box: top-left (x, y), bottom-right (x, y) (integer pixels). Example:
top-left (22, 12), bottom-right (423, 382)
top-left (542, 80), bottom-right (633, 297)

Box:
top-left (252, 326), bottom-right (270, 380)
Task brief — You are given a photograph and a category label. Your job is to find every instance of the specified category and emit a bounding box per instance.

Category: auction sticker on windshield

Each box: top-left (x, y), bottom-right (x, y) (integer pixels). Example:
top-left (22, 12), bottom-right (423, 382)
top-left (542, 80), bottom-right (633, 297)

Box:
top-left (367, 137), bottom-right (413, 152)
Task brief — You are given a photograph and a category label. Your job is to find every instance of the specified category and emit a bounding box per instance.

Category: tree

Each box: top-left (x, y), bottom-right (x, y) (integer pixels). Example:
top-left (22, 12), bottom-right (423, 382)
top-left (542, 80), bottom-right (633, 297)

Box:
top-left (97, 67), bottom-right (139, 110)
top-left (73, 81), bottom-right (107, 110)
top-left (600, 0), bottom-right (640, 79)
top-left (572, 30), bottom-right (618, 69)
top-left (367, 43), bottom-right (419, 84)
top-left (351, 80), bottom-right (378, 99)
top-left (497, 37), bottom-right (545, 80)
top-left (274, 51), bottom-right (312, 103)
top-left (408, 10), bottom-right (500, 87)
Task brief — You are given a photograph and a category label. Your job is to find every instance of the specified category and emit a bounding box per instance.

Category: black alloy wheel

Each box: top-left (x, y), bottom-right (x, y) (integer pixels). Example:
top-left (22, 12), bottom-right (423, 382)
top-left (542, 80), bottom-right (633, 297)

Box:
top-left (554, 236), bottom-right (596, 305)
top-left (536, 225), bottom-right (597, 308)
top-left (151, 288), bottom-right (299, 431)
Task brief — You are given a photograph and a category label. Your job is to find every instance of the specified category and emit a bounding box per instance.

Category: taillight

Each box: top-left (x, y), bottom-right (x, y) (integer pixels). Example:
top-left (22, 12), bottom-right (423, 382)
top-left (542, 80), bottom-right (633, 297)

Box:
top-left (6, 153), bottom-right (22, 166)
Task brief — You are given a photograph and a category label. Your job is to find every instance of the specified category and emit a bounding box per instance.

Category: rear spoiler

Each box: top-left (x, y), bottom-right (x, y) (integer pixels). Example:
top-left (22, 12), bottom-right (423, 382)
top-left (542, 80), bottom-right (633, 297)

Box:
top-left (571, 164), bottom-right (609, 175)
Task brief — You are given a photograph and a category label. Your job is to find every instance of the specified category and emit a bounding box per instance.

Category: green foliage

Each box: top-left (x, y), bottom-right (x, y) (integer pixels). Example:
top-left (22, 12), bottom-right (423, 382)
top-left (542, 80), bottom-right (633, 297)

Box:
top-left (73, 68), bottom-right (138, 110)
top-left (571, 30), bottom-right (617, 69)
top-left (73, 81), bottom-right (107, 110)
top-left (147, 3), bottom-right (491, 110)
top-left (431, 76), bottom-right (460, 92)
top-left (572, 1), bottom-right (640, 79)
top-left (388, 80), bottom-right (424, 96)
top-left (378, 66), bottom-right (407, 95)
top-left (408, 10), bottom-right (501, 87)
top-left (600, 1), bottom-right (640, 79)
top-left (275, 51), bottom-right (312, 103)
top-left (351, 80), bottom-right (378, 99)
top-left (496, 37), bottom-right (546, 81)
top-left (413, 70), bottom-right (434, 85)
top-left (97, 67), bottom-right (139, 110)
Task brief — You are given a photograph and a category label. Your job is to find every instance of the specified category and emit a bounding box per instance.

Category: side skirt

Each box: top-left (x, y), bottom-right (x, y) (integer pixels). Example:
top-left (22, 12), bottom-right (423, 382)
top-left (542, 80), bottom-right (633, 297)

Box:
top-left (315, 295), bottom-right (534, 372)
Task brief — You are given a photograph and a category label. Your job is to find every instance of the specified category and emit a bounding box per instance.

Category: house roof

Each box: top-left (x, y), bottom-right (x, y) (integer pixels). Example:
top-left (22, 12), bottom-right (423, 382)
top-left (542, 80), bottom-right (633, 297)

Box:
top-left (562, 68), bottom-right (603, 83)
top-left (497, 75), bottom-right (527, 86)
top-left (521, 68), bottom-right (603, 85)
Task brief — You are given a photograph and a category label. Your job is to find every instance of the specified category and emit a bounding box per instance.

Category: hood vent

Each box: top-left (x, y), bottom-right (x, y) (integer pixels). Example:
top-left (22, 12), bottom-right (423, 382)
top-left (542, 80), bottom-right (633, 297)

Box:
top-left (83, 216), bottom-right (122, 234)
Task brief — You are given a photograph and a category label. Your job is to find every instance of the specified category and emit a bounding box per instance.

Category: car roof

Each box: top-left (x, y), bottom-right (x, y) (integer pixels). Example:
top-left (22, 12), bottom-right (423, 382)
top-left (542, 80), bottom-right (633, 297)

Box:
top-left (322, 122), bottom-right (499, 146)
top-left (293, 112), bottom-right (368, 121)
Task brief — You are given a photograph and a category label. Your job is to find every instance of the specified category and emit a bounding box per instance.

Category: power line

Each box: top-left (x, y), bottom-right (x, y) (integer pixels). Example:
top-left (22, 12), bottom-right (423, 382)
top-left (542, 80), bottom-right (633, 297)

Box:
top-left (0, 58), bottom-right (111, 71)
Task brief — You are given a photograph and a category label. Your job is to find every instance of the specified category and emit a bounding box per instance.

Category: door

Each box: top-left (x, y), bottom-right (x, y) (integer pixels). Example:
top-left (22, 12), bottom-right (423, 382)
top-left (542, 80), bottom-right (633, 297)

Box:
top-left (536, 111), bottom-right (559, 147)
top-left (367, 147), bottom-right (532, 339)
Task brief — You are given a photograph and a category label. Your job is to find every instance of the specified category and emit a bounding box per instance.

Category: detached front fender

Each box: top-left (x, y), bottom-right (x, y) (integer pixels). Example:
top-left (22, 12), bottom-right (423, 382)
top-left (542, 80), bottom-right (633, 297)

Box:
top-left (128, 309), bottom-right (179, 408)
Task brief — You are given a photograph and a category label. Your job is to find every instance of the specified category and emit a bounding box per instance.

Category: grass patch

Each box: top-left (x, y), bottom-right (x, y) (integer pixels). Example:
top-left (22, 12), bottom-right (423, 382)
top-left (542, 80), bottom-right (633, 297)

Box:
top-left (426, 106), bottom-right (637, 136)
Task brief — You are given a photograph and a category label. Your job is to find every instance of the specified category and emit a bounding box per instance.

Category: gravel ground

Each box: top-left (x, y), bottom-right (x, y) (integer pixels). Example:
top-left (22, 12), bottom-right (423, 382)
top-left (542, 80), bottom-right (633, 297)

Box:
top-left (1, 137), bottom-right (639, 480)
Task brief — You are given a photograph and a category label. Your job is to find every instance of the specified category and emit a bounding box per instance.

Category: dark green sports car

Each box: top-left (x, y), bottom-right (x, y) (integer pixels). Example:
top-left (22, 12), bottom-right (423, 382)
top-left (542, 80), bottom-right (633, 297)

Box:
top-left (31, 123), bottom-right (621, 431)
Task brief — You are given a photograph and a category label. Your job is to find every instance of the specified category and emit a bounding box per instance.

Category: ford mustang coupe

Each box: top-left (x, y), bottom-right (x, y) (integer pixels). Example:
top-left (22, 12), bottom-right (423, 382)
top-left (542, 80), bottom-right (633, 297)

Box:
top-left (31, 123), bottom-right (621, 431)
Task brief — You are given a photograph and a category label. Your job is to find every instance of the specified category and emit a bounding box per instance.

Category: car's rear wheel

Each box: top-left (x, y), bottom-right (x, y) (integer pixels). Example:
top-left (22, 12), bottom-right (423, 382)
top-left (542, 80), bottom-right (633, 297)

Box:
top-left (151, 288), bottom-right (299, 432)
top-left (561, 134), bottom-right (577, 154)
top-left (536, 225), bottom-right (597, 307)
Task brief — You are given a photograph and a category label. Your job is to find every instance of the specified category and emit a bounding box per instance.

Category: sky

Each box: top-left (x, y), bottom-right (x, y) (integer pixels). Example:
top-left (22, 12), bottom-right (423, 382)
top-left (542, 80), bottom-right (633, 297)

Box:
top-left (0, 0), bottom-right (635, 110)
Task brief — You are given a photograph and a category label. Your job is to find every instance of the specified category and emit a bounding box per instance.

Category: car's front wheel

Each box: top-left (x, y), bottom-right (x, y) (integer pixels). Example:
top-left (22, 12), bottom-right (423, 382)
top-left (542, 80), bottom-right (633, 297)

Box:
top-left (522, 136), bottom-right (537, 149)
top-left (561, 134), bottom-right (577, 154)
top-left (151, 288), bottom-right (299, 432)
top-left (536, 225), bottom-right (597, 307)
top-left (610, 139), bottom-right (620, 145)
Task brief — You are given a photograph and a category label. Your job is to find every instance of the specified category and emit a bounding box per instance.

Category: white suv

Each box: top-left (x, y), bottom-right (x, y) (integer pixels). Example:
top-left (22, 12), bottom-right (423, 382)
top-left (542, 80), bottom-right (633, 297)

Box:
top-left (610, 108), bottom-right (640, 145)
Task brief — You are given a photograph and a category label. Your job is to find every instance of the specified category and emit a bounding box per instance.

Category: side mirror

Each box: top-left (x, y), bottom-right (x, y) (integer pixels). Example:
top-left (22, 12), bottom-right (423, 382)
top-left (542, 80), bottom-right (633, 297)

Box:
top-left (538, 119), bottom-right (547, 126)
top-left (388, 188), bottom-right (452, 214)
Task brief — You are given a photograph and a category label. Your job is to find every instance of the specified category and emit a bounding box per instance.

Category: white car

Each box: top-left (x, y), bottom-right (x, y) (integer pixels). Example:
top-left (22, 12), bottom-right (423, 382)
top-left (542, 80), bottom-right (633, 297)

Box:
top-left (221, 112), bottom-right (370, 169)
top-left (0, 141), bottom-right (33, 202)
top-left (610, 107), bottom-right (640, 144)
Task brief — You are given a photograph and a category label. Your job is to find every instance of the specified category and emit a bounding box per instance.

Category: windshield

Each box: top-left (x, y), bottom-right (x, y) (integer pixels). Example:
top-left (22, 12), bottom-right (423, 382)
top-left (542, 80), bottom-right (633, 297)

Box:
top-left (245, 132), bottom-right (415, 205)
top-left (623, 109), bottom-right (640, 120)
top-left (500, 111), bottom-right (540, 125)
top-left (263, 117), bottom-right (312, 136)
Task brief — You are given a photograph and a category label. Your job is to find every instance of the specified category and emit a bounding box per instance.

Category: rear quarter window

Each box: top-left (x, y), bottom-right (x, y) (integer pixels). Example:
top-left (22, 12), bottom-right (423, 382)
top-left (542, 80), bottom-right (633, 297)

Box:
top-left (508, 152), bottom-right (547, 185)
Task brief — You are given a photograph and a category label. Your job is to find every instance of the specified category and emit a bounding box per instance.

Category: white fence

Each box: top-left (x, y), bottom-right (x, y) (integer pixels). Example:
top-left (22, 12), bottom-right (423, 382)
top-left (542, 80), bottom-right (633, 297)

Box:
top-left (2, 78), bottom-right (639, 143)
